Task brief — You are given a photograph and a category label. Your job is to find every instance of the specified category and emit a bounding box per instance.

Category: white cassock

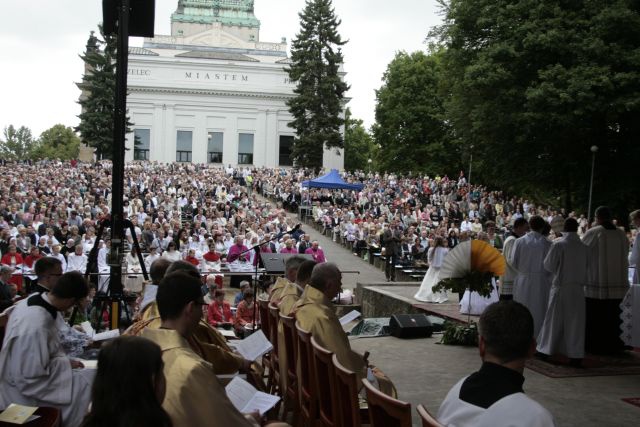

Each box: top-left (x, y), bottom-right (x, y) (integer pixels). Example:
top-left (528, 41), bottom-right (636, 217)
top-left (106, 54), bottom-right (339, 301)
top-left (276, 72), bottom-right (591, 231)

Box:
top-left (537, 233), bottom-right (589, 358)
top-left (66, 253), bottom-right (87, 274)
top-left (582, 225), bottom-right (629, 299)
top-left (0, 294), bottom-right (94, 427)
top-left (124, 253), bottom-right (144, 293)
top-left (499, 235), bottom-right (518, 297)
top-left (510, 231), bottom-right (552, 337)
top-left (437, 378), bottom-right (555, 427)
top-left (97, 247), bottom-right (110, 293)
top-left (629, 231), bottom-right (639, 284)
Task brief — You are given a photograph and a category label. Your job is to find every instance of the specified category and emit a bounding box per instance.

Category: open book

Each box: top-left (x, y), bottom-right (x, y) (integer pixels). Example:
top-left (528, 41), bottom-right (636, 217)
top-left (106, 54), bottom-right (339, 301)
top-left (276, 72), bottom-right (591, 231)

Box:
top-left (225, 377), bottom-right (280, 416)
top-left (231, 330), bottom-right (273, 361)
top-left (339, 310), bottom-right (362, 326)
top-left (80, 321), bottom-right (120, 342)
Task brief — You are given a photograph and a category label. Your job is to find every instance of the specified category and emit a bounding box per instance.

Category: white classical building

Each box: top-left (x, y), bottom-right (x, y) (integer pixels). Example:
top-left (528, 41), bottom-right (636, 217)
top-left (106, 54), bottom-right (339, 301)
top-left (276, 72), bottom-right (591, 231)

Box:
top-left (124, 0), bottom-right (345, 169)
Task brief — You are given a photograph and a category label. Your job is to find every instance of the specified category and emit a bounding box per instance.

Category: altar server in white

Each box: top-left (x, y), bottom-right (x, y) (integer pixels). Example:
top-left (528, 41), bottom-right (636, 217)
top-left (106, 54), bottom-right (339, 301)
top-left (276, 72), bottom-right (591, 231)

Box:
top-left (0, 272), bottom-right (94, 427)
top-left (437, 301), bottom-right (555, 427)
top-left (628, 209), bottom-right (640, 284)
top-left (537, 218), bottom-right (589, 363)
top-left (581, 206), bottom-right (629, 354)
top-left (510, 216), bottom-right (552, 337)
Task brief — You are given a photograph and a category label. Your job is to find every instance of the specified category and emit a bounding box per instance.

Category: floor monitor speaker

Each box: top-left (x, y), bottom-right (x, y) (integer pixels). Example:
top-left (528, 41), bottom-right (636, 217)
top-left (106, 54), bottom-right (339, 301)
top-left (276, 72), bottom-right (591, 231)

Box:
top-left (389, 314), bottom-right (433, 339)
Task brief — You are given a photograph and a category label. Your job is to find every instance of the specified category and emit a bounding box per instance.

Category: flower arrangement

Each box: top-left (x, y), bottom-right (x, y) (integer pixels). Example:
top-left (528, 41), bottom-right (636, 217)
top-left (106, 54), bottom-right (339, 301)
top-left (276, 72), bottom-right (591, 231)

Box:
top-left (432, 240), bottom-right (506, 345)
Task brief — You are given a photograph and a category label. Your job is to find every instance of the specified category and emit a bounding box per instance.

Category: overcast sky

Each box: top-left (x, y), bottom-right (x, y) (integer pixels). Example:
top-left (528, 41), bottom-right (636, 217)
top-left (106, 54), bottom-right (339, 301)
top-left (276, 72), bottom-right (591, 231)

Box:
top-left (0, 0), bottom-right (442, 138)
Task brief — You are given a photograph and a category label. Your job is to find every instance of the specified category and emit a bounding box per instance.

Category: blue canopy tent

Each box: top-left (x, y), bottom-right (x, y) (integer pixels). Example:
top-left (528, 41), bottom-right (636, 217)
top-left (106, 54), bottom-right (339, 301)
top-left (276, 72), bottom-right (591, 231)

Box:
top-left (301, 169), bottom-right (364, 191)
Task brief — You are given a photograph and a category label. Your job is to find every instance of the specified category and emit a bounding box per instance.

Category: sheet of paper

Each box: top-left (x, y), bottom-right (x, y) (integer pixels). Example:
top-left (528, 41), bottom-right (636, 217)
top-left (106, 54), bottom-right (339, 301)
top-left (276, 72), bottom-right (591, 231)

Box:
top-left (216, 328), bottom-right (237, 338)
top-left (339, 310), bottom-right (362, 325)
top-left (0, 403), bottom-right (38, 424)
top-left (80, 321), bottom-right (95, 337)
top-left (80, 321), bottom-right (119, 341)
top-left (92, 329), bottom-right (120, 342)
top-left (225, 377), bottom-right (280, 416)
top-left (233, 330), bottom-right (273, 361)
top-left (73, 359), bottom-right (98, 369)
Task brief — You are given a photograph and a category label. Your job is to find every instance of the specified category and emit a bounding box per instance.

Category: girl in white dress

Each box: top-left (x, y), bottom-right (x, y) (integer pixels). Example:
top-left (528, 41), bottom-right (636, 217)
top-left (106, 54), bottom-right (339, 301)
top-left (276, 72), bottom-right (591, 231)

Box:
top-left (460, 277), bottom-right (500, 315)
top-left (414, 237), bottom-right (449, 303)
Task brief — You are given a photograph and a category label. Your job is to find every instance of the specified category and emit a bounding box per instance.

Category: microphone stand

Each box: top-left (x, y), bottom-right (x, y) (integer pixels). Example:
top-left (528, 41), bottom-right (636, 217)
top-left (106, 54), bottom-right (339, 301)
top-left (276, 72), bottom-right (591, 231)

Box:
top-left (236, 224), bottom-right (301, 333)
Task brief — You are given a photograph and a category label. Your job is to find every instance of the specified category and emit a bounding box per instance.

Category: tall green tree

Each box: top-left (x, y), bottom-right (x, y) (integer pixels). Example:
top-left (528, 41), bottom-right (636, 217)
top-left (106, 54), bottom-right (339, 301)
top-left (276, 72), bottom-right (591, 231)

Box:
top-left (33, 124), bottom-right (81, 160)
top-left (432, 0), bottom-right (640, 215)
top-left (0, 125), bottom-right (36, 161)
top-left (344, 108), bottom-right (375, 172)
top-left (287, 0), bottom-right (348, 170)
top-left (76, 28), bottom-right (131, 160)
top-left (372, 50), bottom-right (461, 175)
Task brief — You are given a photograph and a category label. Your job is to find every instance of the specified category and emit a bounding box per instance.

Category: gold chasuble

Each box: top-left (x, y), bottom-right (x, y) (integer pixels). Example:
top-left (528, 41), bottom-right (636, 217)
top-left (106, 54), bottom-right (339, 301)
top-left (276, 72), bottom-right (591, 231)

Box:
top-left (140, 328), bottom-right (258, 427)
top-left (293, 285), bottom-right (396, 397)
top-left (269, 276), bottom-right (291, 304)
top-left (126, 301), bottom-right (244, 374)
top-left (294, 285), bottom-right (367, 377)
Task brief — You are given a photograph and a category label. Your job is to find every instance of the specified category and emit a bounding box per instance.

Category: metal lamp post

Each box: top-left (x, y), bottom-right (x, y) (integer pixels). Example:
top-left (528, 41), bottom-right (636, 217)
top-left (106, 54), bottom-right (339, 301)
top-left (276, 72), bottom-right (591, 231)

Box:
top-left (587, 145), bottom-right (598, 225)
top-left (367, 158), bottom-right (372, 173)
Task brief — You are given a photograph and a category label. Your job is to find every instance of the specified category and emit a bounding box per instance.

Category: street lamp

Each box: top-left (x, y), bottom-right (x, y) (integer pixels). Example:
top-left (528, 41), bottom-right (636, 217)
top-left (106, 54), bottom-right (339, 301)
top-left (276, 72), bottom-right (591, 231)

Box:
top-left (468, 145), bottom-right (474, 187)
top-left (587, 145), bottom-right (598, 225)
top-left (367, 158), bottom-right (372, 173)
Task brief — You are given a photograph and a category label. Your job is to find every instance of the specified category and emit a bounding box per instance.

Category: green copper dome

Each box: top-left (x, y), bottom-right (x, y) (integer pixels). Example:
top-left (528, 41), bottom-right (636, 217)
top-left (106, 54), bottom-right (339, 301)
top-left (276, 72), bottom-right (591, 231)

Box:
top-left (172, 0), bottom-right (260, 28)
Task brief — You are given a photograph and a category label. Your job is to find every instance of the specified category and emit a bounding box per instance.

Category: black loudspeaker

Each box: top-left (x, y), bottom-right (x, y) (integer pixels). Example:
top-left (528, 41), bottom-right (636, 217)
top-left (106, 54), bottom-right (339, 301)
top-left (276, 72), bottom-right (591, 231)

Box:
top-left (389, 314), bottom-right (433, 339)
top-left (103, 0), bottom-right (156, 37)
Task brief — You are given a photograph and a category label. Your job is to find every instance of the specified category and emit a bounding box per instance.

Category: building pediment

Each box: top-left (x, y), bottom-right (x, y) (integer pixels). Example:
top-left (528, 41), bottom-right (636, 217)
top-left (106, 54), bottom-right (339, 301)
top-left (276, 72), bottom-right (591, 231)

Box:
top-left (183, 24), bottom-right (252, 49)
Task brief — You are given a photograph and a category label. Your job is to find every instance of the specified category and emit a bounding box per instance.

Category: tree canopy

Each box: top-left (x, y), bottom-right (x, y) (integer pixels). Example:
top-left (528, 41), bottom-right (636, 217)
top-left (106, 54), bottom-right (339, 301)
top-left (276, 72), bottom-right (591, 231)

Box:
top-left (286, 0), bottom-right (348, 170)
top-left (373, 50), bottom-right (462, 175)
top-left (76, 27), bottom-right (131, 160)
top-left (33, 124), bottom-right (81, 160)
top-left (343, 108), bottom-right (375, 172)
top-left (0, 125), bottom-right (36, 161)
top-left (429, 0), bottom-right (640, 215)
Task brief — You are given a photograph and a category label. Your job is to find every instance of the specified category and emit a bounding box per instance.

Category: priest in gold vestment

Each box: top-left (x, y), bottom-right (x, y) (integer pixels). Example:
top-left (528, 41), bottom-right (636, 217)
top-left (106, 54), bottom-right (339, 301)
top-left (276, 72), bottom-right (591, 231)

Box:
top-left (141, 271), bottom-right (262, 426)
top-left (293, 263), bottom-right (396, 396)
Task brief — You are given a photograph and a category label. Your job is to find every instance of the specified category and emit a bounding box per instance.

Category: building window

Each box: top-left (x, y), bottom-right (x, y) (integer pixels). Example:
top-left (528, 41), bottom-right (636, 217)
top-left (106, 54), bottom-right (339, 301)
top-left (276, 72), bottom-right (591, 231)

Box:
top-left (238, 133), bottom-right (254, 165)
top-left (134, 129), bottom-right (150, 160)
top-left (207, 132), bottom-right (223, 163)
top-left (176, 130), bottom-right (192, 162)
top-left (279, 135), bottom-right (294, 166)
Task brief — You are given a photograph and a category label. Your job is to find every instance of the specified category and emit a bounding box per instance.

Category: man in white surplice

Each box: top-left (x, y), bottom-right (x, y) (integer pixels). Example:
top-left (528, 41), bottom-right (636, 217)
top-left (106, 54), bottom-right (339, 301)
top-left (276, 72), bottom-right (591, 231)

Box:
top-left (0, 272), bottom-right (94, 427)
top-left (581, 206), bottom-right (629, 355)
top-left (537, 218), bottom-right (589, 364)
top-left (509, 216), bottom-right (552, 337)
top-left (437, 301), bottom-right (555, 427)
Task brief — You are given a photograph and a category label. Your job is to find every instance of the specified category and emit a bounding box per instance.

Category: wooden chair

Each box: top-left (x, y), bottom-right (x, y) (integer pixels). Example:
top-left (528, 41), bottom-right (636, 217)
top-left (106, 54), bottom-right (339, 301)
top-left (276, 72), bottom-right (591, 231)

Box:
top-left (257, 299), bottom-right (274, 391)
top-left (311, 336), bottom-right (341, 427)
top-left (417, 404), bottom-right (445, 427)
top-left (296, 321), bottom-right (318, 426)
top-left (332, 354), bottom-right (369, 427)
top-left (267, 304), bottom-right (281, 396)
top-left (280, 313), bottom-right (300, 425)
top-left (362, 378), bottom-right (412, 427)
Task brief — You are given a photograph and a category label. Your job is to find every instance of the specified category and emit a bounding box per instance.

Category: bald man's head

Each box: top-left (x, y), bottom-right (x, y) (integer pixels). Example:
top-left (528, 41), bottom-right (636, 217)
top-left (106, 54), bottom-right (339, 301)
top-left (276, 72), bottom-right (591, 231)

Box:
top-left (309, 262), bottom-right (342, 300)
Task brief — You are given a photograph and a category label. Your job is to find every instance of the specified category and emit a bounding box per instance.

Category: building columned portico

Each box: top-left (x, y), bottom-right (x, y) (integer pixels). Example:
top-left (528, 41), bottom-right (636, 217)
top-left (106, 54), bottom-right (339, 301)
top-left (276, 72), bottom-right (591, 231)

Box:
top-left (124, 0), bottom-right (345, 170)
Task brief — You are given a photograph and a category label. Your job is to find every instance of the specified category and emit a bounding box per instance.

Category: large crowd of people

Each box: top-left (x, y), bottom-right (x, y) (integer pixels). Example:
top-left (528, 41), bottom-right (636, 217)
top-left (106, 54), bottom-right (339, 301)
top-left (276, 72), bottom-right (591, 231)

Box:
top-left (0, 160), bottom-right (638, 426)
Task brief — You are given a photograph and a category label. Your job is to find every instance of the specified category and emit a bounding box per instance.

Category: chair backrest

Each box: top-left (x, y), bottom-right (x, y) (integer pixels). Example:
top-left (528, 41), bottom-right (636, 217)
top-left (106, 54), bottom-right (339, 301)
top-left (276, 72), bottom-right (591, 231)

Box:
top-left (279, 313), bottom-right (298, 381)
top-left (332, 353), bottom-right (362, 427)
top-left (258, 298), bottom-right (270, 336)
top-left (311, 335), bottom-right (341, 427)
top-left (267, 304), bottom-right (280, 353)
top-left (362, 378), bottom-right (412, 427)
top-left (417, 404), bottom-right (444, 427)
top-left (295, 321), bottom-right (317, 422)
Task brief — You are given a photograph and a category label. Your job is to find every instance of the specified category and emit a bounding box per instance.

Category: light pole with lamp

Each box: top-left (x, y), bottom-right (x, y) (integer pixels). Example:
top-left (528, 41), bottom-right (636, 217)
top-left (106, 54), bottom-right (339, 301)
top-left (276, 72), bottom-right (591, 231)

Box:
top-left (468, 144), bottom-right (474, 186)
top-left (367, 158), bottom-right (372, 173)
top-left (587, 145), bottom-right (598, 226)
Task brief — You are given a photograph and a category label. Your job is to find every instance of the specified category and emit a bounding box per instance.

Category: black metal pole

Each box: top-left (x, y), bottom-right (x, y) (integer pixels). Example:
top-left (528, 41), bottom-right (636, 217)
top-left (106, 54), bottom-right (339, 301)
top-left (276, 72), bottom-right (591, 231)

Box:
top-left (108, 0), bottom-right (130, 327)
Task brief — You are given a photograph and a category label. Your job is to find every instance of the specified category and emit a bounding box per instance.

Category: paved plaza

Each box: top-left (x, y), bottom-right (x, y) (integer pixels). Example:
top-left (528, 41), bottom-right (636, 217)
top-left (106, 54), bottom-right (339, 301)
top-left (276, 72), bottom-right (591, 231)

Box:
top-left (273, 202), bottom-right (640, 427)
